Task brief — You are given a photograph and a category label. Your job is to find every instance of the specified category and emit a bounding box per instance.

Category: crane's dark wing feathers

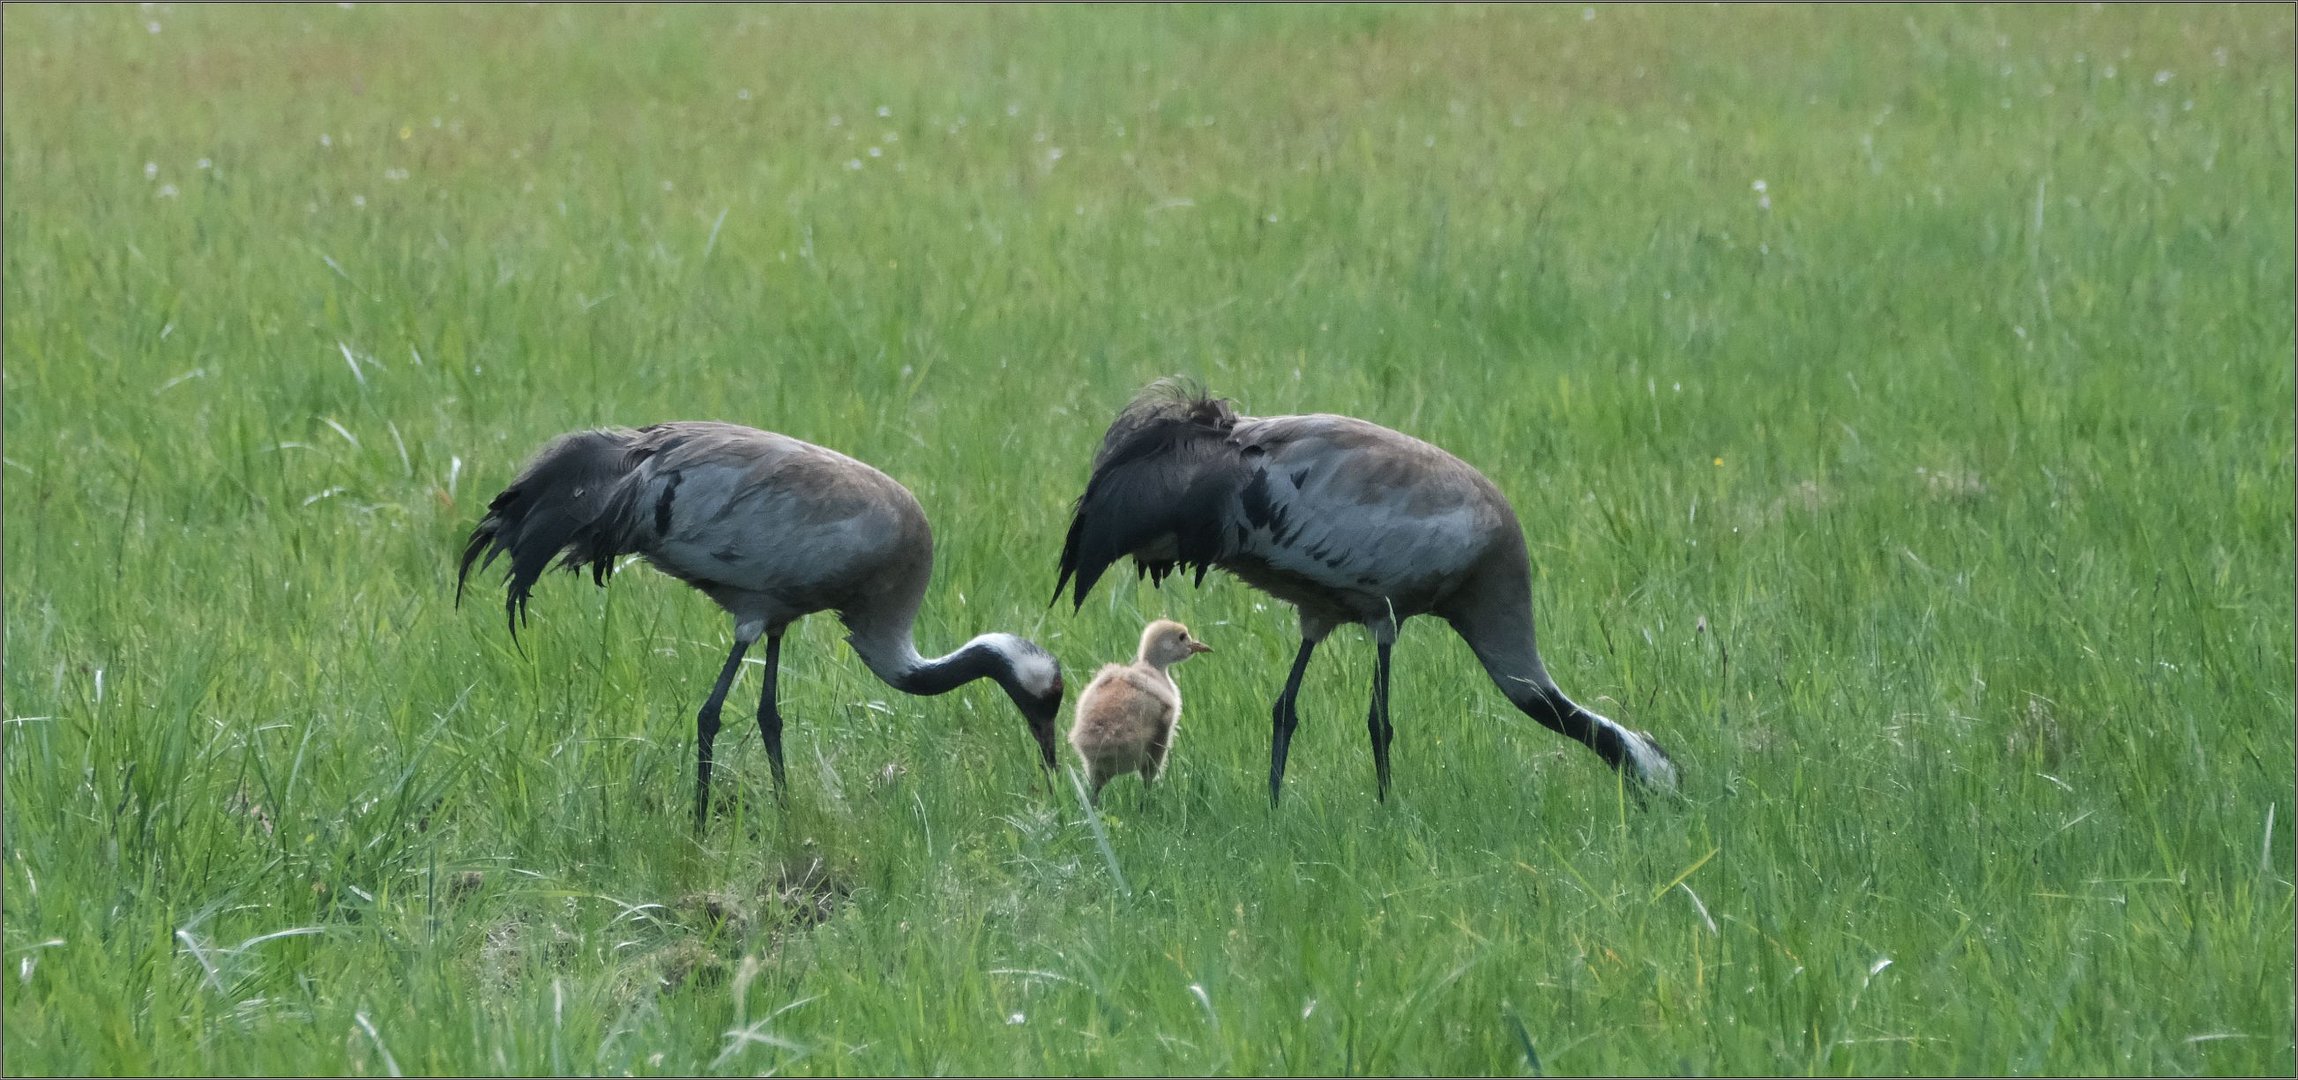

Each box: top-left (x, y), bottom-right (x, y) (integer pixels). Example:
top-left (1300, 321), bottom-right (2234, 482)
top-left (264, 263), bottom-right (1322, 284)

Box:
top-left (455, 428), bottom-right (649, 638)
top-left (1054, 380), bottom-right (1246, 609)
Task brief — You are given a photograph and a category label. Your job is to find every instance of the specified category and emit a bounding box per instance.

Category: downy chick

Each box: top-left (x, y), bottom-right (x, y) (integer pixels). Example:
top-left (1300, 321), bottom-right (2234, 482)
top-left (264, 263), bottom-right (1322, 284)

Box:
top-left (1069, 619), bottom-right (1211, 804)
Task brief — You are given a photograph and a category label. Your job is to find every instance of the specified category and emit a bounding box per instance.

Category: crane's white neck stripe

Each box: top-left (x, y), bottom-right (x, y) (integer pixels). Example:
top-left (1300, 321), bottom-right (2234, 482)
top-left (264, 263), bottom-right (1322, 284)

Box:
top-left (1584, 706), bottom-right (1680, 791)
top-left (970, 633), bottom-right (1059, 697)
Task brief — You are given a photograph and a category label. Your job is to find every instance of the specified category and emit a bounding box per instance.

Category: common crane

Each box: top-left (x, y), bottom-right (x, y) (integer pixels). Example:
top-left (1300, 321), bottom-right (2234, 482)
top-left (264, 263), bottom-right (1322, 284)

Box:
top-left (1053, 381), bottom-right (1676, 804)
top-left (459, 421), bottom-right (1065, 826)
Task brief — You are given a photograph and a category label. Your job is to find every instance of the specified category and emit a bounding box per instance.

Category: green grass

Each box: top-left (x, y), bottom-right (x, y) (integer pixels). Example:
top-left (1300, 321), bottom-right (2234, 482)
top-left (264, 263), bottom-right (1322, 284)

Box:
top-left (4, 4), bottom-right (2291, 1074)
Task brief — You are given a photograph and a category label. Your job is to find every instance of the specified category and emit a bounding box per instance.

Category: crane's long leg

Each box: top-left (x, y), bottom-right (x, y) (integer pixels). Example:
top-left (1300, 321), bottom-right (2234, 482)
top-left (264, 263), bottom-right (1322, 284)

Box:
top-left (754, 630), bottom-right (787, 796)
top-left (1268, 638), bottom-right (1320, 806)
top-left (1366, 640), bottom-right (1394, 801)
top-left (694, 626), bottom-right (760, 830)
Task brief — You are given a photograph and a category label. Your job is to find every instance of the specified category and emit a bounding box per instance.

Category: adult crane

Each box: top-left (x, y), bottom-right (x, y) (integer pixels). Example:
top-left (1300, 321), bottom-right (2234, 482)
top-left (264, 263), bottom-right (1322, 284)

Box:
top-left (1053, 380), bottom-right (1676, 804)
top-left (460, 421), bottom-right (1065, 826)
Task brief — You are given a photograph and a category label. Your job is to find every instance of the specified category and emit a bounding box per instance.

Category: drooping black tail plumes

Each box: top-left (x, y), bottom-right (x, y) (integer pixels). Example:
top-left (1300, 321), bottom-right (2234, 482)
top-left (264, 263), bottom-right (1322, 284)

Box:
top-left (1053, 377), bottom-right (1245, 610)
top-left (456, 427), bottom-right (642, 638)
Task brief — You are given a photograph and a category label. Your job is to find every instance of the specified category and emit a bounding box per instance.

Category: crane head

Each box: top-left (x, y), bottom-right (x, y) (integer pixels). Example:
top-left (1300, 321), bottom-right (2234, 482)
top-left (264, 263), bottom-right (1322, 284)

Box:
top-left (978, 633), bottom-right (1066, 772)
top-left (1017, 668), bottom-right (1065, 772)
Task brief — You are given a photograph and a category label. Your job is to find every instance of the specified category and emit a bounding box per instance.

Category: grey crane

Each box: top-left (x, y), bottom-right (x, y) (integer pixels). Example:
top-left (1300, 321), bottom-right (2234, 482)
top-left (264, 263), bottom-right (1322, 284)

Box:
top-left (458, 421), bottom-right (1065, 826)
top-left (1053, 380), bottom-right (1677, 804)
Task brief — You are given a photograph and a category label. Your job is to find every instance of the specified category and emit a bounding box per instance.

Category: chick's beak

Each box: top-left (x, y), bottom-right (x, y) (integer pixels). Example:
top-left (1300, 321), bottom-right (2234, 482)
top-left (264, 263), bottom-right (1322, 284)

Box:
top-left (1188, 641), bottom-right (1213, 655)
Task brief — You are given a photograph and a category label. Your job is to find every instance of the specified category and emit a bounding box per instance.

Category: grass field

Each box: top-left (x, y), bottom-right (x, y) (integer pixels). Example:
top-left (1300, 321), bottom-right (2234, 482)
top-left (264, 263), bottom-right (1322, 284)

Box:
top-left (4, 4), bottom-right (2293, 1075)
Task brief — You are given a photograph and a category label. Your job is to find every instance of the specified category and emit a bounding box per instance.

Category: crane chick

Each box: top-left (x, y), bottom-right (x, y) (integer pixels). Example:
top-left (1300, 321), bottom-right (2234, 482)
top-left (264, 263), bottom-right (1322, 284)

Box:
top-left (1069, 620), bottom-right (1211, 804)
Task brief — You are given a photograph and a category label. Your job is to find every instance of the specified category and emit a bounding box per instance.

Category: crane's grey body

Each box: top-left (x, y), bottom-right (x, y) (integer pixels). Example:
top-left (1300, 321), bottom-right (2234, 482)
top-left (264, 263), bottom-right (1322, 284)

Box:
top-left (1055, 381), bottom-right (1677, 802)
top-left (1206, 413), bottom-right (1510, 634)
top-left (460, 422), bottom-right (1063, 825)
top-left (608, 425), bottom-right (927, 639)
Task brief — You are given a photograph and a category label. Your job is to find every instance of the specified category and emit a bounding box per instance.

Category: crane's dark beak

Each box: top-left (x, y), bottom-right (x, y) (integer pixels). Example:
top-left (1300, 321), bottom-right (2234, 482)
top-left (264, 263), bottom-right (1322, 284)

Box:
top-left (1021, 671), bottom-right (1065, 772)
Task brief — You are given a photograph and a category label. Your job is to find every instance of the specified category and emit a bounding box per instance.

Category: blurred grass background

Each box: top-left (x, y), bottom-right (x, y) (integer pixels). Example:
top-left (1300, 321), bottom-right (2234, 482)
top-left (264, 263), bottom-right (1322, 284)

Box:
top-left (4, 4), bottom-right (2291, 1074)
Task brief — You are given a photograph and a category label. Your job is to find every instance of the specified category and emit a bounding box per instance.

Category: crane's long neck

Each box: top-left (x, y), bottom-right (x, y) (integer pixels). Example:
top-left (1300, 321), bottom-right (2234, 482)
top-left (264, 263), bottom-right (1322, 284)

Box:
top-left (842, 606), bottom-right (1064, 772)
top-left (1444, 571), bottom-right (1678, 791)
top-left (871, 635), bottom-right (1006, 696)
top-left (845, 618), bottom-right (1059, 702)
